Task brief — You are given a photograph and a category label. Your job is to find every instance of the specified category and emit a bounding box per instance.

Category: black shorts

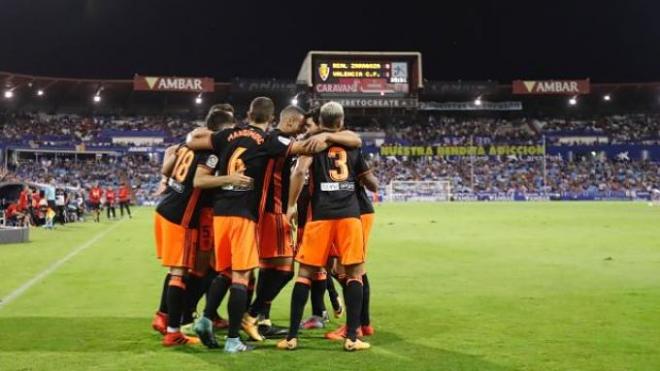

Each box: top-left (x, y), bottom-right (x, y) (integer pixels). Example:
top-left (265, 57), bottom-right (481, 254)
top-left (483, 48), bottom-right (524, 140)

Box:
top-left (90, 203), bottom-right (101, 211)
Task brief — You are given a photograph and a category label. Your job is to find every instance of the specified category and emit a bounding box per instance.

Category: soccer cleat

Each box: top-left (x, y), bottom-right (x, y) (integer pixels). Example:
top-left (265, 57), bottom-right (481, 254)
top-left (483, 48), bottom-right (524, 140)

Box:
top-left (300, 315), bottom-right (325, 330)
top-left (213, 316), bottom-right (229, 330)
top-left (276, 338), bottom-right (298, 350)
top-left (180, 323), bottom-right (196, 337)
top-left (151, 311), bottom-right (167, 335)
top-left (241, 313), bottom-right (265, 341)
top-left (193, 316), bottom-right (219, 349)
top-left (333, 296), bottom-right (345, 318)
top-left (325, 325), bottom-right (363, 341)
top-left (224, 337), bottom-right (254, 353)
top-left (258, 319), bottom-right (288, 338)
top-left (344, 338), bottom-right (370, 351)
top-left (361, 325), bottom-right (375, 336)
top-left (162, 331), bottom-right (200, 347)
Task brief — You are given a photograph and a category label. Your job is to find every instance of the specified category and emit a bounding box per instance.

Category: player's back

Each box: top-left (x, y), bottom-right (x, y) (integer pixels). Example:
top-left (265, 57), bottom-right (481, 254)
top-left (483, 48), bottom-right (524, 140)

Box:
top-left (156, 144), bottom-right (216, 228)
top-left (212, 125), bottom-right (291, 221)
top-left (308, 144), bottom-right (364, 220)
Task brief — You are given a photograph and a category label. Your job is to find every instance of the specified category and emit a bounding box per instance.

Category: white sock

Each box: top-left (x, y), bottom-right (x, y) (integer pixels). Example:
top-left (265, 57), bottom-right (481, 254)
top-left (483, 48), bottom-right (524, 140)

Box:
top-left (166, 326), bottom-right (179, 333)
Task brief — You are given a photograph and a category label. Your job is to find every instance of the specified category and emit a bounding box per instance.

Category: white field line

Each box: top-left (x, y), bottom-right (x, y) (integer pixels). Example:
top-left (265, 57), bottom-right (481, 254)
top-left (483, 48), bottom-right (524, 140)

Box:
top-left (0, 219), bottom-right (127, 310)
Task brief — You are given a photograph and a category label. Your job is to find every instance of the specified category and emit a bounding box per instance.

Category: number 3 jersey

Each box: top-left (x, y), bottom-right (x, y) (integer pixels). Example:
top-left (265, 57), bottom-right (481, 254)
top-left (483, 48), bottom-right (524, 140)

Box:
top-left (308, 143), bottom-right (371, 221)
top-left (156, 144), bottom-right (218, 229)
top-left (208, 126), bottom-right (292, 222)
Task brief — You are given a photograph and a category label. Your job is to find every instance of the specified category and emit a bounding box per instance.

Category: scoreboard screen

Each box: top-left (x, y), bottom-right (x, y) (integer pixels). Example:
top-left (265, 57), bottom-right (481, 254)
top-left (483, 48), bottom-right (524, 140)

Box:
top-left (313, 59), bottom-right (410, 97)
top-left (298, 51), bottom-right (422, 108)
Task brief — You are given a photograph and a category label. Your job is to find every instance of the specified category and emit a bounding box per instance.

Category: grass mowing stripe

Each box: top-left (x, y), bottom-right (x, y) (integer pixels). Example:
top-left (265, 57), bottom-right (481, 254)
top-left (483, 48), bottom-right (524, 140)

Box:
top-left (0, 219), bottom-right (125, 310)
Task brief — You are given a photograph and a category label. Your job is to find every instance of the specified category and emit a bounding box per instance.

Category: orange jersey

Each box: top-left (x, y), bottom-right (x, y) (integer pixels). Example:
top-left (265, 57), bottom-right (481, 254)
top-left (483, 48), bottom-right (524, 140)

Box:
top-left (89, 187), bottom-right (102, 203)
top-left (118, 186), bottom-right (130, 201)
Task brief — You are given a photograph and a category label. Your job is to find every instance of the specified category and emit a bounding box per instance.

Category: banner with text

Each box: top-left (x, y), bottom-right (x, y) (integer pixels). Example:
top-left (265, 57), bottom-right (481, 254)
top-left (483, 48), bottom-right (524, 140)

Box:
top-left (512, 79), bottom-right (590, 95)
top-left (419, 101), bottom-right (522, 111)
top-left (379, 144), bottom-right (545, 157)
top-left (133, 75), bottom-right (214, 93)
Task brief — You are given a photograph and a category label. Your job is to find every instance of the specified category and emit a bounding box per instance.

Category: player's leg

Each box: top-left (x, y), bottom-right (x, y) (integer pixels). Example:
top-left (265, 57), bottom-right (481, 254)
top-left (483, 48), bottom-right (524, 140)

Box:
top-left (194, 216), bottom-right (232, 349)
top-left (246, 272), bottom-right (255, 311)
top-left (111, 205), bottom-right (116, 219)
top-left (106, 204), bottom-right (111, 220)
top-left (162, 267), bottom-right (200, 346)
top-left (126, 203), bottom-right (132, 218)
top-left (248, 212), bottom-right (295, 337)
top-left (246, 258), bottom-right (293, 338)
top-left (327, 273), bottom-right (344, 318)
top-left (151, 273), bottom-right (170, 335)
top-left (342, 262), bottom-right (369, 351)
top-left (278, 220), bottom-right (332, 350)
top-left (360, 213), bottom-right (375, 335)
top-left (155, 214), bottom-right (200, 346)
top-left (120, 202), bottom-right (124, 218)
top-left (337, 218), bottom-right (369, 351)
top-left (303, 269), bottom-right (328, 329)
top-left (276, 264), bottom-right (316, 350)
top-left (225, 269), bottom-right (255, 352)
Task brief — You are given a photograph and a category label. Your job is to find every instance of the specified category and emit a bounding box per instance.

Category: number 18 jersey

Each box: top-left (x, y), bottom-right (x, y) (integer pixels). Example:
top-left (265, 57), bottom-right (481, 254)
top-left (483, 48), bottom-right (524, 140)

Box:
top-left (156, 144), bottom-right (218, 229)
top-left (308, 143), bottom-right (370, 221)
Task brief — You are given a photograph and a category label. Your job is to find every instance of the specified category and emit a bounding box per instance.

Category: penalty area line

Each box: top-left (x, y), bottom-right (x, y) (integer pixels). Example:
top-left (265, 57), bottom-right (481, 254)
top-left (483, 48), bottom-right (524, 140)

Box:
top-left (0, 219), bottom-right (126, 310)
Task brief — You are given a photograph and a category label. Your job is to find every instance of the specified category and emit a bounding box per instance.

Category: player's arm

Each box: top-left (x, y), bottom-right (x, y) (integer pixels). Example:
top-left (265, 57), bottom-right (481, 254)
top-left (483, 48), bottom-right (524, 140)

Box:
top-left (161, 144), bottom-right (179, 177)
top-left (286, 155), bottom-right (313, 223)
top-left (185, 128), bottom-right (214, 150)
top-left (359, 171), bottom-right (379, 193)
top-left (193, 166), bottom-right (253, 189)
top-left (304, 130), bottom-right (362, 153)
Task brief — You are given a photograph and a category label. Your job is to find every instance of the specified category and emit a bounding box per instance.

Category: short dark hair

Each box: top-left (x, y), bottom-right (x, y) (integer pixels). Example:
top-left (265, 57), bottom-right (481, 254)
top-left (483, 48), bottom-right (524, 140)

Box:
top-left (304, 107), bottom-right (320, 124)
top-left (248, 97), bottom-right (275, 124)
top-left (206, 109), bottom-right (234, 131)
top-left (279, 105), bottom-right (305, 121)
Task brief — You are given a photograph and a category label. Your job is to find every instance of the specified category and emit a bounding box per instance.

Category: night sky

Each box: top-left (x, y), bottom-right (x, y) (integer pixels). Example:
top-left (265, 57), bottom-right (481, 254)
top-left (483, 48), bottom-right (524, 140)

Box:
top-left (1, 0), bottom-right (659, 82)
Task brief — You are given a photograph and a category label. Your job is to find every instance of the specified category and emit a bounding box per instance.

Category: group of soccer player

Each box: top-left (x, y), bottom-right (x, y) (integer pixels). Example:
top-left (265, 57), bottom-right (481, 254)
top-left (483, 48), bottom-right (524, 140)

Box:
top-left (151, 97), bottom-right (377, 353)
top-left (87, 182), bottom-right (133, 222)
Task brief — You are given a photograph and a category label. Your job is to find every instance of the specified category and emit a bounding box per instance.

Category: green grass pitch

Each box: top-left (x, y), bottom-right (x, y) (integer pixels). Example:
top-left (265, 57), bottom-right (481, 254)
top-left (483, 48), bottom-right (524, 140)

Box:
top-left (0, 202), bottom-right (659, 370)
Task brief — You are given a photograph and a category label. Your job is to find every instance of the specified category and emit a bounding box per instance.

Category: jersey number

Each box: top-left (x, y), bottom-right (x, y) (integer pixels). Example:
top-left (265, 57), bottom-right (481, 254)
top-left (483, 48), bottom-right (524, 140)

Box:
top-left (228, 147), bottom-right (247, 175)
top-left (328, 147), bottom-right (348, 181)
top-left (173, 147), bottom-right (195, 182)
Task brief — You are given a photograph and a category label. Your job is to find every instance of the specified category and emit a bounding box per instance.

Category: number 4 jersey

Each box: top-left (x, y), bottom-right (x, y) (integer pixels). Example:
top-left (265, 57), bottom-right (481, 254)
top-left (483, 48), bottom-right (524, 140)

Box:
top-left (308, 144), bottom-right (371, 221)
top-left (156, 145), bottom-right (218, 229)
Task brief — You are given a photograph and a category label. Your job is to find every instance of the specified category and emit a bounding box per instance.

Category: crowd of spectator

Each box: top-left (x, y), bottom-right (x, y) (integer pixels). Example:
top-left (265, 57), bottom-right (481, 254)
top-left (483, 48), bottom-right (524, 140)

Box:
top-left (1, 110), bottom-right (659, 204)
top-left (2, 112), bottom-right (660, 147)
top-left (372, 156), bottom-right (659, 195)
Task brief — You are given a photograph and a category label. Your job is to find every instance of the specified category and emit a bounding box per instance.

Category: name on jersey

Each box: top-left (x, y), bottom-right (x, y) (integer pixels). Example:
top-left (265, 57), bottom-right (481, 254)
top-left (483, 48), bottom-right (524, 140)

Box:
top-left (320, 182), bottom-right (355, 192)
top-left (228, 129), bottom-right (264, 144)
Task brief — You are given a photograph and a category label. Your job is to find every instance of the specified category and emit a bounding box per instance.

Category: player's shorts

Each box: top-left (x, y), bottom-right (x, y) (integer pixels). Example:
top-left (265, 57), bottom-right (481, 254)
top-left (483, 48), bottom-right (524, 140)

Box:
top-left (296, 217), bottom-right (364, 267)
top-left (258, 212), bottom-right (294, 259)
top-left (105, 202), bottom-right (114, 207)
top-left (190, 208), bottom-right (214, 277)
top-left (90, 202), bottom-right (101, 211)
top-left (361, 213), bottom-right (375, 258)
top-left (154, 212), bottom-right (197, 268)
top-left (213, 216), bottom-right (259, 272)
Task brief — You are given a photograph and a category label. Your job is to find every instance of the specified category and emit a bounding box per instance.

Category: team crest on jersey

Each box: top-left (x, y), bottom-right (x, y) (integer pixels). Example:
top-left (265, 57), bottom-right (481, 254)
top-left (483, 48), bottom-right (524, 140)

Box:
top-left (206, 154), bottom-right (219, 169)
top-left (318, 63), bottom-right (330, 82)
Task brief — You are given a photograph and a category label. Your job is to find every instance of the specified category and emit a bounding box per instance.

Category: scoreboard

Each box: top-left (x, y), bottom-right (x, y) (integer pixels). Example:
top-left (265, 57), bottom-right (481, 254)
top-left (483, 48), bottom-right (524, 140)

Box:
top-left (313, 60), bottom-right (410, 97)
top-left (297, 51), bottom-right (423, 108)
